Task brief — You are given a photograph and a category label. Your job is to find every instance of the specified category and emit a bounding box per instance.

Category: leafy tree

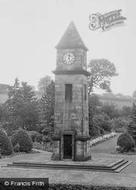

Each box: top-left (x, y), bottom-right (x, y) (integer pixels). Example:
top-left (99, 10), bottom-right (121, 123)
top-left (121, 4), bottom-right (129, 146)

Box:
top-left (88, 59), bottom-right (118, 94)
top-left (132, 90), bottom-right (136, 99)
top-left (4, 79), bottom-right (39, 132)
top-left (39, 80), bottom-right (55, 136)
top-left (110, 117), bottom-right (129, 133)
top-left (88, 94), bottom-right (102, 136)
top-left (38, 75), bottom-right (52, 95)
top-left (93, 113), bottom-right (111, 133)
top-left (101, 104), bottom-right (120, 119)
top-left (128, 103), bottom-right (136, 142)
top-left (120, 106), bottom-right (132, 118)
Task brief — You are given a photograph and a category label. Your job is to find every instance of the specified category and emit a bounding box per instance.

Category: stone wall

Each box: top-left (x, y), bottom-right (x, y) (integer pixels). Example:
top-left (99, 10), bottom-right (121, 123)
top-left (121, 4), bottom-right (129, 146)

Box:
top-left (54, 74), bottom-right (89, 137)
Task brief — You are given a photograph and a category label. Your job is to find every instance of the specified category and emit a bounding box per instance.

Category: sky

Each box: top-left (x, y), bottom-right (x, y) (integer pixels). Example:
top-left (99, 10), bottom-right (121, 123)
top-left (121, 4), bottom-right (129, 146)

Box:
top-left (0, 0), bottom-right (135, 96)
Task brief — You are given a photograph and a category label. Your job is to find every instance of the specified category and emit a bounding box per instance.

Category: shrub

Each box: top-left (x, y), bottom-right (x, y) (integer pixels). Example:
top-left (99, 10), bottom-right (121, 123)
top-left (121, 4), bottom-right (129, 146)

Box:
top-left (51, 153), bottom-right (60, 161)
top-left (93, 113), bottom-right (111, 132)
top-left (110, 117), bottom-right (129, 133)
top-left (117, 132), bottom-right (135, 153)
top-left (27, 131), bottom-right (42, 142)
top-left (42, 135), bottom-right (51, 143)
top-left (36, 134), bottom-right (43, 143)
top-left (0, 129), bottom-right (13, 155)
top-left (128, 121), bottom-right (136, 143)
top-left (11, 129), bottom-right (33, 153)
top-left (13, 143), bottom-right (20, 152)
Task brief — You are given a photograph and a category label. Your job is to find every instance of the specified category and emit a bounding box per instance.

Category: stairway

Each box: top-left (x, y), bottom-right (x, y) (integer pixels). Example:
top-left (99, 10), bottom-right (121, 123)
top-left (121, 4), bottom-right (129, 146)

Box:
top-left (7, 159), bottom-right (132, 173)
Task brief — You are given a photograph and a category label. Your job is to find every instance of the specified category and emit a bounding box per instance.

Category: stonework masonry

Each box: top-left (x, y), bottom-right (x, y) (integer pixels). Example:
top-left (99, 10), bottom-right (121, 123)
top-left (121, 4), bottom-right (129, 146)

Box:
top-left (52, 22), bottom-right (91, 161)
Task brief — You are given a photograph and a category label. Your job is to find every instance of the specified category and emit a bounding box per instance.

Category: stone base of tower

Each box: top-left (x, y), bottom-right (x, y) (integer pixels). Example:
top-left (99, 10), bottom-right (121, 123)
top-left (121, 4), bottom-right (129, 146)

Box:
top-left (52, 132), bottom-right (91, 161)
top-left (75, 140), bottom-right (91, 161)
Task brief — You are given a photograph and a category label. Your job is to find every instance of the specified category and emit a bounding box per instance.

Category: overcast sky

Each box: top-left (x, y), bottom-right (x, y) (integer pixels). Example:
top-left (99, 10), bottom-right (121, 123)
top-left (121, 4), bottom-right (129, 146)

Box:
top-left (0, 0), bottom-right (135, 96)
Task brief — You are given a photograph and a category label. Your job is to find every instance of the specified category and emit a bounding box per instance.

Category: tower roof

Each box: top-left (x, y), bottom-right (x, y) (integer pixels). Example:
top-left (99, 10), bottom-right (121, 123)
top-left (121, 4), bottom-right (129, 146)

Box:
top-left (56, 22), bottom-right (88, 51)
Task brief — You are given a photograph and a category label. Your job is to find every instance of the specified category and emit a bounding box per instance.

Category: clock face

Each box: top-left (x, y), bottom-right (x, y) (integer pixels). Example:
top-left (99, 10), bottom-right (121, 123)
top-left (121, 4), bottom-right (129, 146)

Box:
top-left (63, 53), bottom-right (75, 65)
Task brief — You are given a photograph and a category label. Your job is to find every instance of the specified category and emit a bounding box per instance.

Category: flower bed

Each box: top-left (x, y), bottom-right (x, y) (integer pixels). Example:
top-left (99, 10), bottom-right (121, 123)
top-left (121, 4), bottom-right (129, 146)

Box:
top-left (88, 132), bottom-right (117, 147)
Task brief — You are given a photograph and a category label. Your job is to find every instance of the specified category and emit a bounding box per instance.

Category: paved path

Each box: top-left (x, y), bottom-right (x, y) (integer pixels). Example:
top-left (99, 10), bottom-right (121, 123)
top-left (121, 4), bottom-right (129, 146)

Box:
top-left (90, 134), bottom-right (119, 154)
top-left (0, 134), bottom-right (136, 187)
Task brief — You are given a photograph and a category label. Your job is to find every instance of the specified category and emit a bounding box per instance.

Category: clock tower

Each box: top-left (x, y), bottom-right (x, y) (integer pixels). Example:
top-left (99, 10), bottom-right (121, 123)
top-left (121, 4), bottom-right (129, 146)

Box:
top-left (52, 22), bottom-right (91, 161)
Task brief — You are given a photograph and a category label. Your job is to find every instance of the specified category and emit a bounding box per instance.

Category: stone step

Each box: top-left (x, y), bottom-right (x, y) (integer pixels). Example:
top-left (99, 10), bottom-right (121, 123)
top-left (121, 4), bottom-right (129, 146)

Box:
top-left (111, 160), bottom-right (128, 171)
top-left (7, 159), bottom-right (132, 173)
top-left (114, 161), bottom-right (132, 173)
top-left (107, 159), bottom-right (124, 168)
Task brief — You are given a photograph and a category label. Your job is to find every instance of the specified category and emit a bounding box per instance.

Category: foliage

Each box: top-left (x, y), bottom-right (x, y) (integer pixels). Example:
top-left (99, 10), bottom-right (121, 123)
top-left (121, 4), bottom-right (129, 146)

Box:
top-left (33, 141), bottom-right (53, 152)
top-left (88, 94), bottom-right (102, 137)
top-left (88, 59), bottom-right (118, 94)
top-left (0, 129), bottom-right (13, 155)
top-left (4, 78), bottom-right (39, 132)
top-left (120, 106), bottom-right (132, 118)
top-left (51, 153), bottom-right (60, 161)
top-left (117, 132), bottom-right (135, 153)
top-left (39, 80), bottom-right (55, 136)
top-left (127, 103), bottom-right (136, 142)
top-left (132, 90), bottom-right (136, 99)
top-left (38, 75), bottom-right (52, 95)
top-left (11, 129), bottom-right (33, 152)
top-left (27, 131), bottom-right (42, 142)
top-left (13, 143), bottom-right (20, 152)
top-left (101, 104), bottom-right (120, 119)
top-left (35, 133), bottom-right (43, 143)
top-left (110, 117), bottom-right (129, 133)
top-left (93, 113), bottom-right (111, 133)
top-left (127, 121), bottom-right (136, 143)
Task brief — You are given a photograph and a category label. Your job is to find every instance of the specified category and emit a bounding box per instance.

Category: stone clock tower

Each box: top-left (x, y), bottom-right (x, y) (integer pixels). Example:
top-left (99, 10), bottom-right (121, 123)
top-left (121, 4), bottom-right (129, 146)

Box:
top-left (52, 22), bottom-right (91, 161)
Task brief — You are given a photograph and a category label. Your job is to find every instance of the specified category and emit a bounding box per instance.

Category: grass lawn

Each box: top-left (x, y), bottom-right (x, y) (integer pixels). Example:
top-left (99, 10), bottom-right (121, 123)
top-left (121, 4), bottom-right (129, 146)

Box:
top-left (0, 134), bottom-right (136, 187)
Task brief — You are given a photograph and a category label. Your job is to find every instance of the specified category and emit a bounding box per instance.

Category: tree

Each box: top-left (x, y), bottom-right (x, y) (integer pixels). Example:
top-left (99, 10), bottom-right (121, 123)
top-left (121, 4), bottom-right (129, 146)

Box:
top-left (120, 106), bottom-right (132, 118)
top-left (38, 75), bottom-right (52, 95)
top-left (88, 59), bottom-right (118, 94)
top-left (111, 117), bottom-right (129, 132)
top-left (101, 104), bottom-right (120, 119)
top-left (88, 94), bottom-right (102, 137)
top-left (39, 80), bottom-right (55, 136)
top-left (5, 79), bottom-right (39, 132)
top-left (128, 103), bottom-right (136, 142)
top-left (132, 90), bottom-right (136, 99)
top-left (93, 113), bottom-right (111, 133)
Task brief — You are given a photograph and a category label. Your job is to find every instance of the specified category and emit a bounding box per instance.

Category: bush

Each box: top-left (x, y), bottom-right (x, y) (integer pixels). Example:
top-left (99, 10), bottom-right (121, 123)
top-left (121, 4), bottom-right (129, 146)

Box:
top-left (11, 129), bottom-right (33, 153)
top-left (36, 134), bottom-right (43, 143)
top-left (128, 121), bottom-right (136, 143)
top-left (42, 135), bottom-right (51, 143)
top-left (110, 117), bottom-right (129, 133)
top-left (27, 131), bottom-right (42, 142)
top-left (0, 129), bottom-right (13, 155)
top-left (93, 113), bottom-right (111, 132)
top-left (117, 132), bottom-right (135, 153)
top-left (13, 143), bottom-right (20, 152)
